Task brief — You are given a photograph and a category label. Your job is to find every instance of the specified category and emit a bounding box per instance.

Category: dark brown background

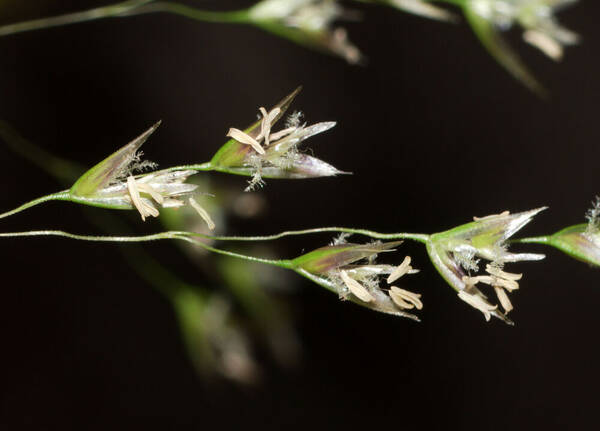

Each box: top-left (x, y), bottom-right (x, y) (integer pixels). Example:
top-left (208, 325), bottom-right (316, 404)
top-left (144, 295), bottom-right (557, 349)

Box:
top-left (1, 1), bottom-right (598, 429)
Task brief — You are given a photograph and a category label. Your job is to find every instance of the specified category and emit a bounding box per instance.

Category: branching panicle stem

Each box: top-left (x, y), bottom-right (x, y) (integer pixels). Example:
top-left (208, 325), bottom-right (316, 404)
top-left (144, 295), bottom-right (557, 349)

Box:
top-left (0, 229), bottom-right (293, 269)
top-left (0, 229), bottom-right (178, 243)
top-left (203, 228), bottom-right (430, 244)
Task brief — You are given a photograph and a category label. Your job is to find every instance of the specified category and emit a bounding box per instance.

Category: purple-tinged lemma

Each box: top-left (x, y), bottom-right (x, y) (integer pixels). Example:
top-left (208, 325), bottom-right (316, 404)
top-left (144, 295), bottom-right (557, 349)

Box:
top-left (426, 208), bottom-right (546, 324)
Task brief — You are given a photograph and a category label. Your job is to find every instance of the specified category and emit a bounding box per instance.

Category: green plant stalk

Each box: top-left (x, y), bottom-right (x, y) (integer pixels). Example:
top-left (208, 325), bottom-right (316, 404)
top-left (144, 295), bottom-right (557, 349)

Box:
top-left (513, 236), bottom-right (550, 245)
top-left (125, 1), bottom-right (250, 23)
top-left (204, 227), bottom-right (430, 244)
top-left (0, 229), bottom-right (180, 243)
top-left (0, 189), bottom-right (141, 220)
top-left (0, 229), bottom-right (292, 267)
top-left (0, 191), bottom-right (71, 220)
top-left (0, 0), bottom-right (153, 36)
top-left (0, 0), bottom-right (250, 38)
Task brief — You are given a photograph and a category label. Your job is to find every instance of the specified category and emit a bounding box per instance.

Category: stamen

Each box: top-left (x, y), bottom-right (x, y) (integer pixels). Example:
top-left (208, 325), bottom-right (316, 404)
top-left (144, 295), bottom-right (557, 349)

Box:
top-left (340, 270), bottom-right (374, 303)
top-left (485, 264), bottom-right (522, 281)
top-left (269, 126), bottom-right (297, 142)
top-left (387, 256), bottom-right (412, 284)
top-left (127, 176), bottom-right (159, 221)
top-left (258, 107), bottom-right (280, 146)
top-left (462, 275), bottom-right (494, 287)
top-left (227, 128), bottom-right (265, 155)
top-left (458, 290), bottom-right (498, 322)
top-left (389, 286), bottom-right (423, 310)
top-left (493, 277), bottom-right (519, 291)
top-left (494, 287), bottom-right (513, 313)
top-left (189, 197), bottom-right (216, 230)
top-left (136, 182), bottom-right (164, 205)
top-left (523, 30), bottom-right (563, 61)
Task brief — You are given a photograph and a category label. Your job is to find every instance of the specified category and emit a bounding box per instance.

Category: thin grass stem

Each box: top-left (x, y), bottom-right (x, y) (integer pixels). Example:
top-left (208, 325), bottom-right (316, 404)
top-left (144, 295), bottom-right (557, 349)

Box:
top-left (0, 0), bottom-right (153, 37)
top-left (0, 192), bottom-right (71, 220)
top-left (199, 228), bottom-right (430, 244)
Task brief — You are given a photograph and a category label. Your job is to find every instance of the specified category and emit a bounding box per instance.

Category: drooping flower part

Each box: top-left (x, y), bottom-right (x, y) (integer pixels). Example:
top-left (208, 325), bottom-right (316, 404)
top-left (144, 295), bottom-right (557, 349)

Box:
top-left (174, 289), bottom-right (261, 384)
top-left (292, 235), bottom-right (422, 320)
top-left (545, 197), bottom-right (600, 267)
top-left (247, 0), bottom-right (363, 64)
top-left (464, 0), bottom-right (579, 92)
top-left (210, 87), bottom-right (345, 191)
top-left (426, 208), bottom-right (546, 324)
top-left (69, 122), bottom-right (214, 227)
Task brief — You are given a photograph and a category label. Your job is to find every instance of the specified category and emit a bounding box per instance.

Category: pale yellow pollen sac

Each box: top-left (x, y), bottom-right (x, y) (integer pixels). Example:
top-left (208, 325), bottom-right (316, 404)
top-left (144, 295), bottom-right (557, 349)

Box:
top-left (268, 126), bottom-right (296, 142)
top-left (257, 107), bottom-right (280, 146)
top-left (189, 197), bottom-right (216, 231)
top-left (462, 275), bottom-right (494, 288)
top-left (494, 277), bottom-right (519, 292)
top-left (473, 210), bottom-right (510, 221)
top-left (340, 270), bottom-right (374, 303)
top-left (136, 182), bottom-right (164, 205)
top-left (389, 286), bottom-right (423, 310)
top-left (458, 290), bottom-right (498, 322)
top-left (227, 128), bottom-right (265, 155)
top-left (483, 265), bottom-right (520, 291)
top-left (494, 286), bottom-right (513, 314)
top-left (387, 256), bottom-right (412, 284)
top-left (127, 176), bottom-right (160, 221)
top-left (523, 30), bottom-right (564, 61)
top-left (485, 264), bottom-right (522, 281)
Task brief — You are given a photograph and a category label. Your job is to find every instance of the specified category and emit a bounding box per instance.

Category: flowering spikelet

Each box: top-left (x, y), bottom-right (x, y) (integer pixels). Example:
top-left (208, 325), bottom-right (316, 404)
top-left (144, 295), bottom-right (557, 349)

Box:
top-left (210, 87), bottom-right (345, 191)
top-left (69, 122), bottom-right (214, 228)
top-left (292, 237), bottom-right (421, 320)
top-left (427, 208), bottom-right (546, 324)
